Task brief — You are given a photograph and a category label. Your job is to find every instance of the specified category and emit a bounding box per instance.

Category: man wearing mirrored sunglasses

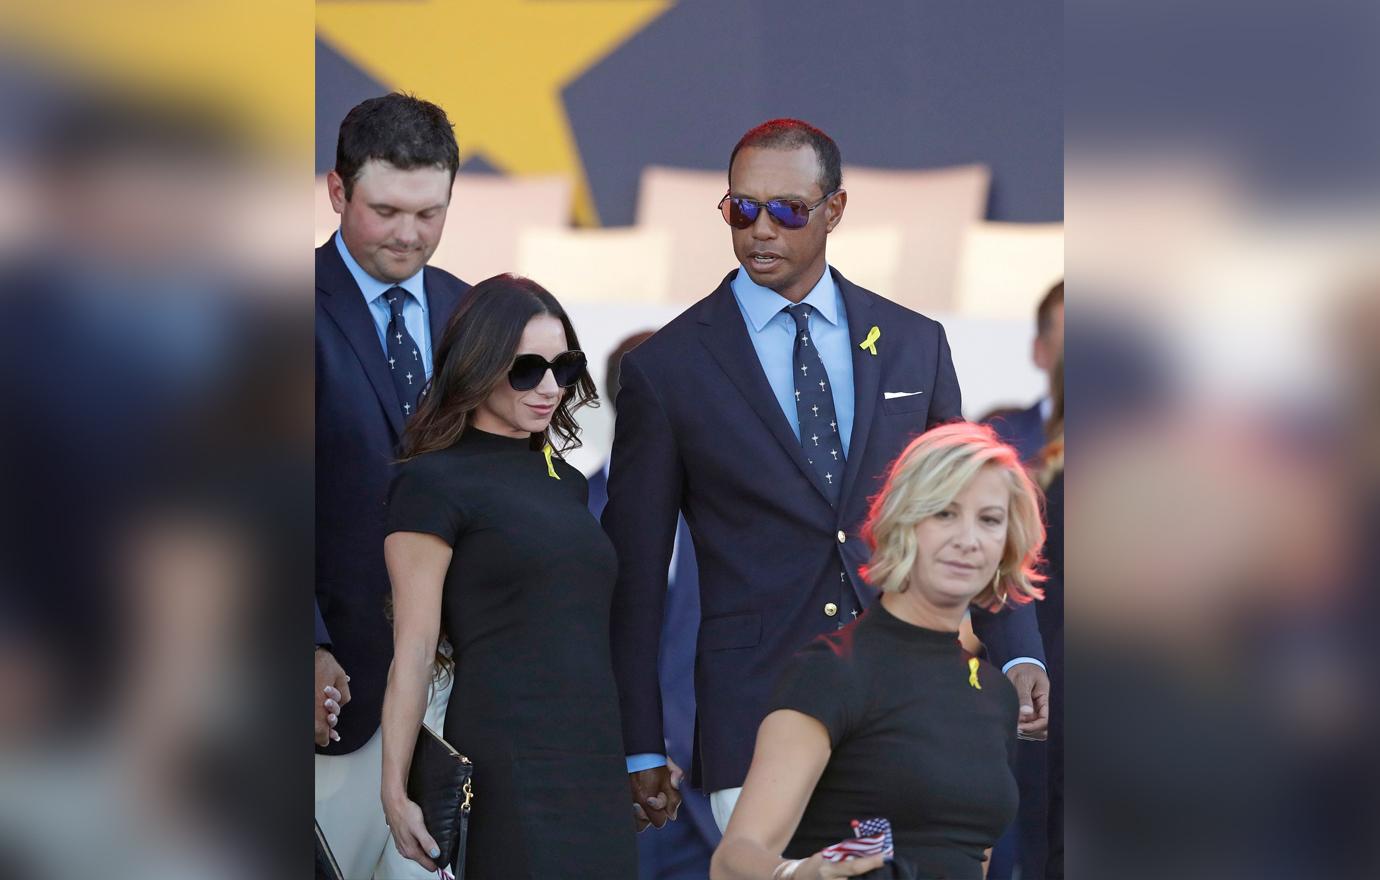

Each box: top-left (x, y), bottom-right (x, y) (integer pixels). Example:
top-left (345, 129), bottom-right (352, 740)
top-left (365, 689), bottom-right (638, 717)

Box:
top-left (603, 118), bottom-right (1049, 836)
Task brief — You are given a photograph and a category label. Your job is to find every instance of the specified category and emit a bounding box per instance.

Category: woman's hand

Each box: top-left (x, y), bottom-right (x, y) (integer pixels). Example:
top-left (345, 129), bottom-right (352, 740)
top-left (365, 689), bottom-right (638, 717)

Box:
top-left (383, 794), bottom-right (441, 873)
top-left (796, 852), bottom-right (889, 879)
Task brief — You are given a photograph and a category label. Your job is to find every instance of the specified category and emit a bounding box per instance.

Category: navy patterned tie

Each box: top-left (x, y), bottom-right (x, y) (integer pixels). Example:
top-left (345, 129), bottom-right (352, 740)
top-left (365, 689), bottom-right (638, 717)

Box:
top-left (384, 286), bottom-right (424, 419)
top-left (786, 303), bottom-right (845, 505)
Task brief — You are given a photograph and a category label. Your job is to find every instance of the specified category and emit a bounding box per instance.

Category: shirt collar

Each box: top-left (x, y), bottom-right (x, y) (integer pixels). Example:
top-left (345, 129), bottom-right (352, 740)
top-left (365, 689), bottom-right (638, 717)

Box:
top-left (334, 231), bottom-right (427, 310)
top-left (730, 264), bottom-right (839, 332)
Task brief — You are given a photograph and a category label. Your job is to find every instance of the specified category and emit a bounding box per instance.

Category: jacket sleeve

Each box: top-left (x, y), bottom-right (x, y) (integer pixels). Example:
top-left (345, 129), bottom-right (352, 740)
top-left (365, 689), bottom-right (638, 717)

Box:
top-left (927, 321), bottom-right (963, 426)
top-left (602, 352), bottom-right (685, 757)
top-left (970, 600), bottom-right (1046, 668)
top-left (314, 599), bottom-right (331, 648)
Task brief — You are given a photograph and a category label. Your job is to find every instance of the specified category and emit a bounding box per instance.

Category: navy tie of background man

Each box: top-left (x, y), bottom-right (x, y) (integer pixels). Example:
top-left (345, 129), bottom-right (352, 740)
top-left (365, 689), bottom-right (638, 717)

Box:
top-left (314, 91), bottom-right (470, 880)
top-left (602, 117), bottom-right (1051, 835)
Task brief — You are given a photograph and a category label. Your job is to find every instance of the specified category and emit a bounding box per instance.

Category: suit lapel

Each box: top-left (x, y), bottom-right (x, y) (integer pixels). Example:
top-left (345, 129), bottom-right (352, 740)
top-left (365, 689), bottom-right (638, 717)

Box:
top-left (423, 265), bottom-right (459, 356)
top-left (317, 236), bottom-right (405, 437)
top-left (697, 273), bottom-right (834, 507)
top-left (836, 270), bottom-right (882, 509)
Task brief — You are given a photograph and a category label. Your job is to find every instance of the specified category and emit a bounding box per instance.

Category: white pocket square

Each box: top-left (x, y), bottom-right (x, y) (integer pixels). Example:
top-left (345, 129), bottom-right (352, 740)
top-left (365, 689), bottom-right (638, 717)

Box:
top-left (883, 390), bottom-right (923, 400)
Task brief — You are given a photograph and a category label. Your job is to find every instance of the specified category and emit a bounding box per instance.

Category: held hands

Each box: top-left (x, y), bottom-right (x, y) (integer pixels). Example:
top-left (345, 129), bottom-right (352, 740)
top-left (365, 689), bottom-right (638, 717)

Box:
top-left (1006, 663), bottom-right (1050, 740)
top-left (629, 757), bottom-right (684, 832)
top-left (383, 794), bottom-right (442, 873)
top-left (314, 648), bottom-right (351, 747)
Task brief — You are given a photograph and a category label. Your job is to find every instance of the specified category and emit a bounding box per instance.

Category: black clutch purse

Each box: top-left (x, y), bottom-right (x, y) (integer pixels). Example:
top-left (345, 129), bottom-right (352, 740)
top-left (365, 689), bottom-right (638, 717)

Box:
top-left (407, 725), bottom-right (475, 877)
top-left (314, 819), bottom-right (344, 880)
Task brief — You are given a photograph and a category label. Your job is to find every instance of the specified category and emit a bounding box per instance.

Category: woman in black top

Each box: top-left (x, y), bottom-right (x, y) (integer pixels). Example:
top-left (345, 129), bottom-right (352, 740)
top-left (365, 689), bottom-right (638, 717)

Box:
top-left (711, 423), bottom-right (1046, 880)
top-left (379, 275), bottom-right (637, 879)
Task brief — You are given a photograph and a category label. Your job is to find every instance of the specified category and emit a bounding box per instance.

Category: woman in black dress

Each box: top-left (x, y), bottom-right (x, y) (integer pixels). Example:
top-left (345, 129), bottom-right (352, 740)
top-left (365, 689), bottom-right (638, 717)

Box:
top-left (379, 275), bottom-right (637, 878)
top-left (711, 423), bottom-right (1046, 880)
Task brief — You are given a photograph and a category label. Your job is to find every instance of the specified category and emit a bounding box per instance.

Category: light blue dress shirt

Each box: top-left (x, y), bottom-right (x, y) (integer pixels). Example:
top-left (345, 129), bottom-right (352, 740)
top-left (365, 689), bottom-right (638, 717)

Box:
top-left (730, 265), bottom-right (855, 455)
top-left (334, 232), bottom-right (433, 379)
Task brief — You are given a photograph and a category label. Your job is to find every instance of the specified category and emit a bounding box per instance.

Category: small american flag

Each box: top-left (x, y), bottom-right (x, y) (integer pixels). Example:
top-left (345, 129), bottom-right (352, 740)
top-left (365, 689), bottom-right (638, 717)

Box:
top-left (819, 817), bottom-right (894, 862)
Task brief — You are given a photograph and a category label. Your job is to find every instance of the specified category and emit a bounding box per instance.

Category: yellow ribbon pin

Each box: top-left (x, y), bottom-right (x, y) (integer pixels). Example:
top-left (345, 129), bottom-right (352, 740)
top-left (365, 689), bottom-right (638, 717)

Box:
top-left (858, 325), bottom-right (881, 356)
top-left (542, 443), bottom-right (561, 480)
top-left (968, 657), bottom-right (982, 690)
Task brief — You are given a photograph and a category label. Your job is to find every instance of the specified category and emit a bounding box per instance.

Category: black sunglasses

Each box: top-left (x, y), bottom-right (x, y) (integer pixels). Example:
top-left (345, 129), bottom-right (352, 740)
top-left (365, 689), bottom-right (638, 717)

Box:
top-left (508, 350), bottom-right (586, 391)
top-left (718, 190), bottom-right (839, 230)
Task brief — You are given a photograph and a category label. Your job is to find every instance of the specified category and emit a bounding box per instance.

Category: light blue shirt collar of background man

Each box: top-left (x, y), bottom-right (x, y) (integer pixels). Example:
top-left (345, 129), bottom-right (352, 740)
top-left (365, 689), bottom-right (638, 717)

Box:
top-left (730, 262), bottom-right (855, 457)
top-left (334, 231), bottom-right (434, 379)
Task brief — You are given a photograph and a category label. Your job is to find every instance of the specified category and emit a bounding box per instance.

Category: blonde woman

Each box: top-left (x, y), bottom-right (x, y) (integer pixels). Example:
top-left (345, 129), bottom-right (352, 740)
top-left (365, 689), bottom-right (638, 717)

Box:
top-left (711, 423), bottom-right (1045, 880)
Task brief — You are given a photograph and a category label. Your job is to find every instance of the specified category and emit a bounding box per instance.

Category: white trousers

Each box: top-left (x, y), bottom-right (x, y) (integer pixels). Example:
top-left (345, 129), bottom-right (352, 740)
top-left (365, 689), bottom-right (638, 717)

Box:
top-left (315, 671), bottom-right (452, 880)
top-left (709, 786), bottom-right (744, 834)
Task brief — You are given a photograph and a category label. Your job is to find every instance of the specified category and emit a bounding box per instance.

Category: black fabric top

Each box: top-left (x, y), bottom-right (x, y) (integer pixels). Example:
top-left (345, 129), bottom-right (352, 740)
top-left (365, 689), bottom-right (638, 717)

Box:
top-left (770, 601), bottom-right (1019, 879)
top-left (386, 427), bottom-right (636, 879)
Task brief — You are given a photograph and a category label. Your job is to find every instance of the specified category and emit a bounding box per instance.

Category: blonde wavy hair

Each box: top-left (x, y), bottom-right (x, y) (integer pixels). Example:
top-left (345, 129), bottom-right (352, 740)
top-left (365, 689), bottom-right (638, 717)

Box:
top-left (860, 422), bottom-right (1046, 610)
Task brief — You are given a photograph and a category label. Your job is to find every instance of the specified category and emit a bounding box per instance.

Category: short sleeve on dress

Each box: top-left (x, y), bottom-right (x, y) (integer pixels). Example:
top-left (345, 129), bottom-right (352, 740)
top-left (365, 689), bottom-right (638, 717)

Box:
top-left (386, 458), bottom-right (466, 544)
top-left (767, 636), bottom-right (865, 748)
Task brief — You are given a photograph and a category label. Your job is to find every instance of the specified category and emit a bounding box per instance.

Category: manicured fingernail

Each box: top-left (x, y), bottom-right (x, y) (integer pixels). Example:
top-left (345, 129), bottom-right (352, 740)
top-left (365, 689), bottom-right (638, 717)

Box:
top-left (345, 675), bottom-right (351, 681)
top-left (428, 847), bottom-right (440, 858)
top-left (328, 714), bottom-right (337, 724)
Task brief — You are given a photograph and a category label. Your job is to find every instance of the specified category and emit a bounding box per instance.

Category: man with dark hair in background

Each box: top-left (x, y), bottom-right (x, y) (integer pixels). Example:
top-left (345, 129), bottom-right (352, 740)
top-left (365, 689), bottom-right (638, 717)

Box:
top-left (604, 118), bottom-right (1049, 834)
top-left (989, 280), bottom-right (1063, 462)
top-left (314, 92), bottom-right (469, 879)
top-left (590, 331), bottom-right (721, 879)
top-left (984, 279), bottom-right (1063, 880)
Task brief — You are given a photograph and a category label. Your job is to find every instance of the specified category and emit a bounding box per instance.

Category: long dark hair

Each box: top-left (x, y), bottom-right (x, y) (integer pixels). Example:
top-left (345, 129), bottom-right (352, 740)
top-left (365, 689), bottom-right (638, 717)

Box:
top-left (400, 274), bottom-right (598, 460)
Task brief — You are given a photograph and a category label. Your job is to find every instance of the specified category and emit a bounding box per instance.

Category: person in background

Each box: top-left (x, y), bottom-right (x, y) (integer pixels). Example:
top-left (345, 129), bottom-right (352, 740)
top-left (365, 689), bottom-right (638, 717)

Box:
top-left (711, 423), bottom-right (1045, 880)
top-left (984, 280), bottom-right (1062, 880)
top-left (988, 281), bottom-right (1062, 462)
top-left (591, 331), bottom-right (721, 880)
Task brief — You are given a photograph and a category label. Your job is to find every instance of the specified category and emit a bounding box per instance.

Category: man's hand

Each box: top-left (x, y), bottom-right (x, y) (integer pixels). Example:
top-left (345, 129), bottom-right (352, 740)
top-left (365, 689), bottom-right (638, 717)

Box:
top-left (629, 765), bottom-right (682, 832)
top-left (1006, 663), bottom-right (1049, 740)
top-left (314, 648), bottom-right (351, 747)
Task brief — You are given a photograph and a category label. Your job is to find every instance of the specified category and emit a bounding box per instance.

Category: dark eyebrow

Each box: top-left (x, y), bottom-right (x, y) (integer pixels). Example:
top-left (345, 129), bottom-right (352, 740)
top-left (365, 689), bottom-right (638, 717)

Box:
top-left (367, 202), bottom-right (446, 213)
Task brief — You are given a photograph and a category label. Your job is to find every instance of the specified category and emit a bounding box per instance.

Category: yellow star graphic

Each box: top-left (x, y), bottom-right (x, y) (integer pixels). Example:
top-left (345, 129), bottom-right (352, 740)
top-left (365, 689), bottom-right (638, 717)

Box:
top-left (4, 2), bottom-right (313, 156)
top-left (317, 0), bottom-right (671, 226)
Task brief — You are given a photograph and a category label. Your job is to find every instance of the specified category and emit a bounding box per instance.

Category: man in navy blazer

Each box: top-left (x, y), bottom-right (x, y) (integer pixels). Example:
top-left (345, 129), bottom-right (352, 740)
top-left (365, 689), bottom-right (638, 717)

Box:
top-left (989, 280), bottom-right (1063, 462)
top-left (604, 119), bottom-right (1050, 832)
top-left (314, 93), bottom-right (469, 879)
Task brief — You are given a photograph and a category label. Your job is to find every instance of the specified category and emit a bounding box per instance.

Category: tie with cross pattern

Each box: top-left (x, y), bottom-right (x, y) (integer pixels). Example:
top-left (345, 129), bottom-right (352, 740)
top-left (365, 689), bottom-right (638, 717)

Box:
top-left (383, 286), bottom-right (424, 419)
top-left (786, 303), bottom-right (845, 505)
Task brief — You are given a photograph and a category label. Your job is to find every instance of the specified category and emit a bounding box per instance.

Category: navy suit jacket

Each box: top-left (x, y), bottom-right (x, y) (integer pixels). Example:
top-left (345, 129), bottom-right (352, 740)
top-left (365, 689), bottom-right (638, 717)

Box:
top-left (603, 268), bottom-right (1045, 792)
top-left (989, 400), bottom-right (1046, 463)
top-left (315, 236), bottom-right (468, 754)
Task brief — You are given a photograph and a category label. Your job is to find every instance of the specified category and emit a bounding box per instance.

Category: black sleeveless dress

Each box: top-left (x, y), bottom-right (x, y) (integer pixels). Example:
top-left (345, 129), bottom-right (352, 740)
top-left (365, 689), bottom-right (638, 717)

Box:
top-left (387, 428), bottom-right (636, 879)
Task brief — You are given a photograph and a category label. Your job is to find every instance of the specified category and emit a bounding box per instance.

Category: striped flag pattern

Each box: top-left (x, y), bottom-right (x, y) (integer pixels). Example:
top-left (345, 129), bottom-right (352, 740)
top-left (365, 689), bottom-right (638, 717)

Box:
top-left (819, 817), bottom-right (895, 862)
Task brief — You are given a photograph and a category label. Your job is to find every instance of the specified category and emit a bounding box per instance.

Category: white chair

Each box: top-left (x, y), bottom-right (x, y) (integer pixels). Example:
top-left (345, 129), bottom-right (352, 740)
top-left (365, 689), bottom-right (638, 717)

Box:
top-left (823, 226), bottom-right (904, 301)
top-left (431, 174), bottom-right (573, 282)
top-left (516, 227), bottom-right (672, 304)
top-left (838, 164), bottom-right (990, 311)
top-left (634, 165), bottom-right (734, 301)
top-left (951, 222), bottom-right (1064, 320)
